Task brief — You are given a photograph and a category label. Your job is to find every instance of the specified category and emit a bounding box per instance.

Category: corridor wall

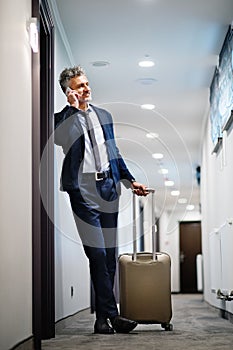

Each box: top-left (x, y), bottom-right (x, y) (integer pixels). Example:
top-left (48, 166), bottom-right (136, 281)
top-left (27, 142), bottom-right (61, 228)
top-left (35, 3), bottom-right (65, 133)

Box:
top-left (201, 114), bottom-right (233, 316)
top-left (52, 6), bottom-right (91, 321)
top-left (0, 1), bottom-right (33, 349)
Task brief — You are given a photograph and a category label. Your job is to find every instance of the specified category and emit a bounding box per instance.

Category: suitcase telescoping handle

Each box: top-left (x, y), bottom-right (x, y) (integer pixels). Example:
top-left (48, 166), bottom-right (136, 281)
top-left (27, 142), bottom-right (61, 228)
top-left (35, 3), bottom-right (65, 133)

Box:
top-left (132, 188), bottom-right (156, 261)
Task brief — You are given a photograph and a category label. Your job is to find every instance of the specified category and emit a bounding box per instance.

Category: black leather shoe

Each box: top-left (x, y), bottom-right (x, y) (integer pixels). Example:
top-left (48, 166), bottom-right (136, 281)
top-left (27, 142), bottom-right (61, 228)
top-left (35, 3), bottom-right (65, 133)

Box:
top-left (94, 319), bottom-right (114, 334)
top-left (110, 316), bottom-right (138, 333)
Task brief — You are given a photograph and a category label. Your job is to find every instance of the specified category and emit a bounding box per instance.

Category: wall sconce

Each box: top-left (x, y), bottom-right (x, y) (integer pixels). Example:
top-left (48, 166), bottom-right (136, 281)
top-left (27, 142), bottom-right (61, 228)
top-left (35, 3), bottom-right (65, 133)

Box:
top-left (27, 17), bottom-right (39, 53)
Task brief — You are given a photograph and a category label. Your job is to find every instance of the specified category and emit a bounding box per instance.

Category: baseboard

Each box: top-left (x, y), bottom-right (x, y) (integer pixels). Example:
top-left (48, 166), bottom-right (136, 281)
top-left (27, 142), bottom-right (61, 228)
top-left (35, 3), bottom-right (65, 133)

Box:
top-left (55, 307), bottom-right (91, 333)
top-left (206, 299), bottom-right (233, 324)
top-left (219, 308), bottom-right (233, 324)
top-left (10, 336), bottom-right (34, 350)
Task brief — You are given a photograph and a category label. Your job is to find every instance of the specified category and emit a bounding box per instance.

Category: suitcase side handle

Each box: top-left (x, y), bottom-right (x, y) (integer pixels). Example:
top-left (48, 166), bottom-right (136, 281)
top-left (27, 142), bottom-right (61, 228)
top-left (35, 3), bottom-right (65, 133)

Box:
top-left (132, 188), bottom-right (157, 261)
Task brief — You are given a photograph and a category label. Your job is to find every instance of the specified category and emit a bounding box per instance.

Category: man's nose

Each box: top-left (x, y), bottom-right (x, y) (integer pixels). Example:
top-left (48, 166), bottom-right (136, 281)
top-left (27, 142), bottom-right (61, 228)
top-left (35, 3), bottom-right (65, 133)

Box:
top-left (84, 84), bottom-right (90, 92)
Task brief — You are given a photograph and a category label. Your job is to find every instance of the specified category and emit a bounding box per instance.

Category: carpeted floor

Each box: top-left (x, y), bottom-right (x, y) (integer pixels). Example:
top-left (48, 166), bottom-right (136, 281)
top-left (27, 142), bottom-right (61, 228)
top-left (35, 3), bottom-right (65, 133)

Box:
top-left (42, 294), bottom-right (233, 349)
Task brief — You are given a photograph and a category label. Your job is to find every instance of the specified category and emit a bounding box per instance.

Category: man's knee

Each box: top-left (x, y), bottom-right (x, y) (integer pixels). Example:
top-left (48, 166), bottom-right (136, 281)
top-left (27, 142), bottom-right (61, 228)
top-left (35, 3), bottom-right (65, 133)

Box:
top-left (84, 246), bottom-right (106, 263)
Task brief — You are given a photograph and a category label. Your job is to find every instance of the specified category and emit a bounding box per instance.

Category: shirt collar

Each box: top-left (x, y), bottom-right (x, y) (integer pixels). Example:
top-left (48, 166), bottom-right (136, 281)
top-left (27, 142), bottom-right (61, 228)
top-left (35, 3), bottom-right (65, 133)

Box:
top-left (77, 104), bottom-right (93, 114)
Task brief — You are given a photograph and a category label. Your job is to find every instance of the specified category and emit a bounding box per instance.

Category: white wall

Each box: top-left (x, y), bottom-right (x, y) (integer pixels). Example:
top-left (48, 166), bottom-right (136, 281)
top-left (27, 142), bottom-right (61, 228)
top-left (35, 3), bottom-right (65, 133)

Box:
top-left (0, 1), bottom-right (32, 349)
top-left (201, 116), bottom-right (233, 315)
top-left (51, 4), bottom-right (90, 321)
top-left (54, 147), bottom-right (90, 321)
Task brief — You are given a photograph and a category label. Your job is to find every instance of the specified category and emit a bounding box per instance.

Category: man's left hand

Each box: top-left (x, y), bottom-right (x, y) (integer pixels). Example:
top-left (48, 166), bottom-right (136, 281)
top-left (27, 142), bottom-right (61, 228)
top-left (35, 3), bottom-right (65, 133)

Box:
top-left (131, 182), bottom-right (150, 196)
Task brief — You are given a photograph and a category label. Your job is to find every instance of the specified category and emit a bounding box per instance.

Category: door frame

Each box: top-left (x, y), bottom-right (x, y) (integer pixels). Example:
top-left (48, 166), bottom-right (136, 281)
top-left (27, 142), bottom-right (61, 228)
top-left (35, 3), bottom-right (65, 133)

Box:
top-left (179, 220), bottom-right (202, 293)
top-left (32, 0), bottom-right (55, 348)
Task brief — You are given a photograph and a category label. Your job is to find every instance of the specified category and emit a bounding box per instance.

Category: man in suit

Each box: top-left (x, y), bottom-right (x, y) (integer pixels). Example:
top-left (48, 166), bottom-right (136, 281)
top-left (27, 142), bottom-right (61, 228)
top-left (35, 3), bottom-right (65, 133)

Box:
top-left (54, 66), bottom-right (149, 334)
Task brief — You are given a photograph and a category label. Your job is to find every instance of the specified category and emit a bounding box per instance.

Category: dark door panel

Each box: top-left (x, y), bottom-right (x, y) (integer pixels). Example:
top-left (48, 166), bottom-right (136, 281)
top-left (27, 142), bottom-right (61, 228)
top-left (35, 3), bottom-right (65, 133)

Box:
top-left (32, 0), bottom-right (54, 348)
top-left (180, 221), bottom-right (202, 293)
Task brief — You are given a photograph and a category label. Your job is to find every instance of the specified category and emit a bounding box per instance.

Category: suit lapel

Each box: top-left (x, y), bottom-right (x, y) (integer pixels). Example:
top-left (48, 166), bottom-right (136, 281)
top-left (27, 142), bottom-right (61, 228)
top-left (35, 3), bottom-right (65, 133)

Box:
top-left (91, 105), bottom-right (111, 141)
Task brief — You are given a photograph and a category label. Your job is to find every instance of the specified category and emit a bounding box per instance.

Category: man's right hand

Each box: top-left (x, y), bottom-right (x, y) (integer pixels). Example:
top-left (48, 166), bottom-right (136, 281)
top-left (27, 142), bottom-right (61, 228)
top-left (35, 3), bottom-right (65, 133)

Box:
top-left (66, 89), bottom-right (79, 109)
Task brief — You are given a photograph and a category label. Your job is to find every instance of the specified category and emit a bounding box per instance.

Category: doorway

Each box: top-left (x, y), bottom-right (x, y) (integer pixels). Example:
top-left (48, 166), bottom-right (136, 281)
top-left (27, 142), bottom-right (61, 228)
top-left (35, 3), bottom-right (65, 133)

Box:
top-left (179, 221), bottom-right (202, 293)
top-left (32, 0), bottom-right (55, 348)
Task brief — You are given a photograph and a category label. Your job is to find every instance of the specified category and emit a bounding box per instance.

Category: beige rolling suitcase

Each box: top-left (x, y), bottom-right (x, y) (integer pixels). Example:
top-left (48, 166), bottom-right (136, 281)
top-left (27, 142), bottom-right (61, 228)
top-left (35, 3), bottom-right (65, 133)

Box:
top-left (118, 189), bottom-right (173, 331)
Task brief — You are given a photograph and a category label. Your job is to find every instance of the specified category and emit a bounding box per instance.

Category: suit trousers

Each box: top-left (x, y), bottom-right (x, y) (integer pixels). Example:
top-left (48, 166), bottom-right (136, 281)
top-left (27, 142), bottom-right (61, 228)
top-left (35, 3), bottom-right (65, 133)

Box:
top-left (67, 174), bottom-right (120, 320)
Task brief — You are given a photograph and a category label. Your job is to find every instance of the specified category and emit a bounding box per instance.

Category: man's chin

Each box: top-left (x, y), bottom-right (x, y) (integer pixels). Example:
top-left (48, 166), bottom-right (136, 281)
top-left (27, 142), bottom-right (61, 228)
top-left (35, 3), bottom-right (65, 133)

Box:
top-left (80, 96), bottom-right (92, 103)
top-left (79, 97), bottom-right (92, 103)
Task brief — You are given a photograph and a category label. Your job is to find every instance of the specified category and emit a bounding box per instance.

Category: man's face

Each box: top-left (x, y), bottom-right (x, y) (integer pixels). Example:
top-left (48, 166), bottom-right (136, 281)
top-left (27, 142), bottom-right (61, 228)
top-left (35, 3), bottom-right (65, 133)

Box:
top-left (69, 75), bottom-right (92, 102)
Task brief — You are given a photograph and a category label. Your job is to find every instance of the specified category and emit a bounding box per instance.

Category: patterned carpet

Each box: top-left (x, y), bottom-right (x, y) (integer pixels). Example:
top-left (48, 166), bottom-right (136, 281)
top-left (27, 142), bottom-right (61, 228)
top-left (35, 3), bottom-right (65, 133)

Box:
top-left (42, 294), bottom-right (233, 350)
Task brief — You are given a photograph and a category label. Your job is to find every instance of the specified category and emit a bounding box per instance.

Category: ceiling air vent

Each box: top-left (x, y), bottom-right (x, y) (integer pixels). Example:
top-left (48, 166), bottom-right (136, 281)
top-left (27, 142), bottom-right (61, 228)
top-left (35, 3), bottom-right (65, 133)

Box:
top-left (137, 78), bottom-right (157, 85)
top-left (91, 61), bottom-right (110, 67)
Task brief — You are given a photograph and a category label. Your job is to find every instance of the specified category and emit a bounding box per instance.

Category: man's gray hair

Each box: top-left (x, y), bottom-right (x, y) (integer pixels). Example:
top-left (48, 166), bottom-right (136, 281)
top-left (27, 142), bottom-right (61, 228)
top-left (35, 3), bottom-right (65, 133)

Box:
top-left (59, 65), bottom-right (86, 93)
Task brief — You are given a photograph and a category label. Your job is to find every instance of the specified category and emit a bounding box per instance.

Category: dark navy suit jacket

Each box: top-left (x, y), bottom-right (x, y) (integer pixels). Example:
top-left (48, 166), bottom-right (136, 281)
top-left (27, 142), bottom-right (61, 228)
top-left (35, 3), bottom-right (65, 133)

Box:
top-left (54, 104), bottom-right (135, 192)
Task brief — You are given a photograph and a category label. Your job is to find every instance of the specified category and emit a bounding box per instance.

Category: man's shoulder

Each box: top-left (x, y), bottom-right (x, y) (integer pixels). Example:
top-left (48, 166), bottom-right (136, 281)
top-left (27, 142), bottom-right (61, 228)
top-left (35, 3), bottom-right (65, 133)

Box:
top-left (90, 104), bottom-right (113, 122)
top-left (90, 104), bottom-right (106, 113)
top-left (54, 105), bottom-right (78, 127)
top-left (54, 105), bottom-right (77, 117)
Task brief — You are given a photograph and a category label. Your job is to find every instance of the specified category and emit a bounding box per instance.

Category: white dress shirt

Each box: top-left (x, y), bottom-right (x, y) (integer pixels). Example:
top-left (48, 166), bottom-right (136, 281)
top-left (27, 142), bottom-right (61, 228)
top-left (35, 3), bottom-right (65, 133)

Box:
top-left (77, 106), bottom-right (110, 173)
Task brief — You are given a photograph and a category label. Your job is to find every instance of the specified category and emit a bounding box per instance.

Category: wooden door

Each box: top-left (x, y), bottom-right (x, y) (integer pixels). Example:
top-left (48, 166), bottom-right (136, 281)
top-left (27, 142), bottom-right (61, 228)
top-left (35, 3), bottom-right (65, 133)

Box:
top-left (180, 221), bottom-right (202, 293)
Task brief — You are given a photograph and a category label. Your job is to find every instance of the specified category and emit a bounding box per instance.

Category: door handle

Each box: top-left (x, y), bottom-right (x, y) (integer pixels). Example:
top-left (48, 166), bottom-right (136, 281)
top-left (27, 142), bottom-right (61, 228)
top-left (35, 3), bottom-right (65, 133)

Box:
top-left (180, 251), bottom-right (185, 263)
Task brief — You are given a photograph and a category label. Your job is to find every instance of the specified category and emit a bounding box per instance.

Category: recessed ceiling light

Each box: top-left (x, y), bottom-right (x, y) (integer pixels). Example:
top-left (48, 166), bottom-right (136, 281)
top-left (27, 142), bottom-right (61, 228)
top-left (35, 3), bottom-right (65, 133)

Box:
top-left (171, 190), bottom-right (180, 196)
top-left (152, 153), bottom-right (163, 159)
top-left (141, 104), bottom-right (155, 110)
top-left (146, 132), bottom-right (159, 139)
top-left (186, 204), bottom-right (195, 211)
top-left (91, 61), bottom-right (110, 67)
top-left (158, 168), bottom-right (168, 175)
top-left (164, 180), bottom-right (174, 187)
top-left (138, 60), bottom-right (155, 67)
top-left (178, 198), bottom-right (188, 204)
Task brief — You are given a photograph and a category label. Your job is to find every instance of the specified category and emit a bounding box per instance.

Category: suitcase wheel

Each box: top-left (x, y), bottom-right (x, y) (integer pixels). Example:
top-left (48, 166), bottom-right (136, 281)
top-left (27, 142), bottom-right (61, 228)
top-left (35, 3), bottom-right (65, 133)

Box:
top-left (161, 323), bottom-right (173, 331)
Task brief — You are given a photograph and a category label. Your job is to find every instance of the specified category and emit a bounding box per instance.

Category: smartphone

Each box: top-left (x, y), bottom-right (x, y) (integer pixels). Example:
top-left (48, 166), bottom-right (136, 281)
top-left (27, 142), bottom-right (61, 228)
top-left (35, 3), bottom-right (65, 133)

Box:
top-left (66, 87), bottom-right (80, 100)
top-left (65, 87), bottom-right (72, 96)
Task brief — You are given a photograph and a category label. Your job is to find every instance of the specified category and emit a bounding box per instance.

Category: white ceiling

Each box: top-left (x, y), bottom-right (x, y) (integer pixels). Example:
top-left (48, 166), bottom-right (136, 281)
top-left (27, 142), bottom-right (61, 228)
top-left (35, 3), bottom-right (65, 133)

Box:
top-left (51, 0), bottom-right (233, 214)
